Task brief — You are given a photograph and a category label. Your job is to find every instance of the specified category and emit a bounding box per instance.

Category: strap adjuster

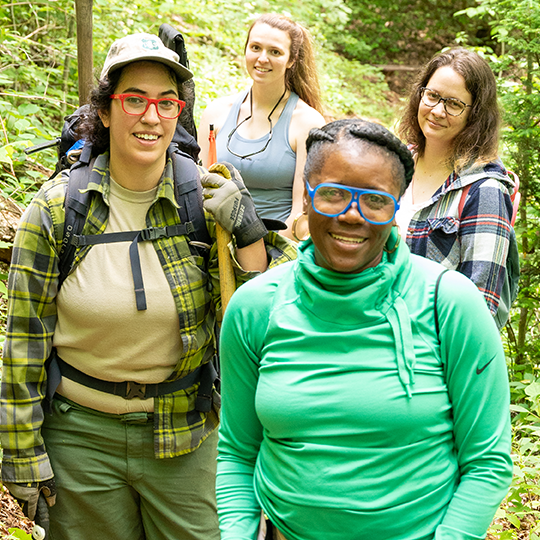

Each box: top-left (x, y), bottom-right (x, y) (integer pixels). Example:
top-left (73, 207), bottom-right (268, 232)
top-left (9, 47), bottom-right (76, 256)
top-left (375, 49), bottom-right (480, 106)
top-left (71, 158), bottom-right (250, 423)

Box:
top-left (125, 381), bottom-right (147, 399)
top-left (140, 227), bottom-right (167, 241)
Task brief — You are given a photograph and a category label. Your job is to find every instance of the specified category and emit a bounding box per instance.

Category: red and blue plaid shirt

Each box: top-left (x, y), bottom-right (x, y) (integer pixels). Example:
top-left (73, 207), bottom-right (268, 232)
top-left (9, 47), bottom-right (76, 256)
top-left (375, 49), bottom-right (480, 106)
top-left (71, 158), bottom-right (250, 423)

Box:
top-left (402, 160), bottom-right (515, 317)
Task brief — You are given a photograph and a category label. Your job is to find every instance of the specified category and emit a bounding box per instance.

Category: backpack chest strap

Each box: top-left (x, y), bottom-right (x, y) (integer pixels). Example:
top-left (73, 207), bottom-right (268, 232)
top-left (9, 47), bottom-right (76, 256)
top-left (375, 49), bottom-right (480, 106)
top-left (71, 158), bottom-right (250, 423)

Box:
top-left (70, 222), bottom-right (195, 311)
top-left (71, 223), bottom-right (194, 246)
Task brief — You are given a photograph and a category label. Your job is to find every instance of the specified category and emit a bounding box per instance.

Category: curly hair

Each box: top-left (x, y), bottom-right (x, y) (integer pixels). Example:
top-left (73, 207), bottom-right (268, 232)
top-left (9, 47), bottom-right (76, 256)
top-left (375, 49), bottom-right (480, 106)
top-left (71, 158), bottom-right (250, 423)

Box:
top-left (77, 62), bottom-right (183, 157)
top-left (398, 48), bottom-right (501, 172)
top-left (305, 118), bottom-right (415, 196)
top-left (245, 14), bottom-right (323, 114)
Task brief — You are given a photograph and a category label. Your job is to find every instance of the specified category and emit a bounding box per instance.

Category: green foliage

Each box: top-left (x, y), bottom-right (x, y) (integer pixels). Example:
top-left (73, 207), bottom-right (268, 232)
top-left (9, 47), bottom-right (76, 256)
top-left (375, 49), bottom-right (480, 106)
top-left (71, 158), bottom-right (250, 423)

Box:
top-left (331, 0), bottom-right (482, 66)
top-left (6, 529), bottom-right (32, 540)
top-left (0, 1), bottom-right (78, 203)
top-left (491, 376), bottom-right (540, 538)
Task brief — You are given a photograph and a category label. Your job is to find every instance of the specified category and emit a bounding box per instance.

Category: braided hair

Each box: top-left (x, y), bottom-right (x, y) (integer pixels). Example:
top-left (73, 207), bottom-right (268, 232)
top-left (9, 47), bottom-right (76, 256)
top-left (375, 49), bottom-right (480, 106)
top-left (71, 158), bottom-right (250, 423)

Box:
top-left (304, 119), bottom-right (415, 196)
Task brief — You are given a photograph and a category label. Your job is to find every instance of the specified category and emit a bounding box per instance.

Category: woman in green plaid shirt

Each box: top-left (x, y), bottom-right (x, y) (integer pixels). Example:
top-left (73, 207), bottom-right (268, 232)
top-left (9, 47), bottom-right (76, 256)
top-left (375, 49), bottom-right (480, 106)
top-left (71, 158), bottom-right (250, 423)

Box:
top-left (0, 33), bottom-right (295, 540)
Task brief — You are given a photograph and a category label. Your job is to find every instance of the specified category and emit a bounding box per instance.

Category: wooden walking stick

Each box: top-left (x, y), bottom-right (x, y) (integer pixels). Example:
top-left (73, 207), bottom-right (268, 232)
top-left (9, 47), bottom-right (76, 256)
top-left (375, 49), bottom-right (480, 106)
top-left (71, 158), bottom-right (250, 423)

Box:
top-left (74, 0), bottom-right (94, 106)
top-left (208, 124), bottom-right (236, 312)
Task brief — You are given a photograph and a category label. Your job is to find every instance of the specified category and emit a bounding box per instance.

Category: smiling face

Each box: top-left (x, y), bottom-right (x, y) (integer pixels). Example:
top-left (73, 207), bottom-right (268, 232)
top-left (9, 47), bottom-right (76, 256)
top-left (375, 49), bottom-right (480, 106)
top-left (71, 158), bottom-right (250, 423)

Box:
top-left (304, 142), bottom-right (402, 274)
top-left (98, 61), bottom-right (179, 182)
top-left (417, 65), bottom-right (473, 149)
top-left (245, 23), bottom-right (293, 86)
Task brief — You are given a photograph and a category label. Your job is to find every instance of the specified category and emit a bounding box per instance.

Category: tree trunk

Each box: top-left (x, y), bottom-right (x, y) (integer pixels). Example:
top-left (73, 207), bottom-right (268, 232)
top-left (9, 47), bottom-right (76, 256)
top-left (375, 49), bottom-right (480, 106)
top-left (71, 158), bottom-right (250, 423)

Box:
top-left (75, 0), bottom-right (94, 106)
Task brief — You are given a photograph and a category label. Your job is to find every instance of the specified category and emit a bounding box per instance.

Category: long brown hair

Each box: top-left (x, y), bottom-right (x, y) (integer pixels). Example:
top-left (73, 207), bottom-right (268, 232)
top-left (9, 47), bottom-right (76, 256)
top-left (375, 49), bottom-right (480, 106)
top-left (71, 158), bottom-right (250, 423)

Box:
top-left (245, 14), bottom-right (323, 114)
top-left (398, 48), bottom-right (501, 172)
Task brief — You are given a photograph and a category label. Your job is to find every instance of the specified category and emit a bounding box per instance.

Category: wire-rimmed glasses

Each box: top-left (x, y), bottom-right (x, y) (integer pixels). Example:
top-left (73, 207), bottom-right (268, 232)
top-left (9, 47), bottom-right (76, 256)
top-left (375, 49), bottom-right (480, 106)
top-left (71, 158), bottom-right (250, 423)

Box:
top-left (420, 87), bottom-right (472, 117)
top-left (306, 181), bottom-right (399, 224)
top-left (110, 94), bottom-right (186, 119)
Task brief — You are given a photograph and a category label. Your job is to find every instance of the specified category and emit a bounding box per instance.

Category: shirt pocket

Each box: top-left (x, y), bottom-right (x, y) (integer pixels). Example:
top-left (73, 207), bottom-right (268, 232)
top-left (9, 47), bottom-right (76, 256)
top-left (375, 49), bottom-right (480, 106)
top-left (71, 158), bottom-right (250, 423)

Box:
top-left (425, 217), bottom-right (460, 268)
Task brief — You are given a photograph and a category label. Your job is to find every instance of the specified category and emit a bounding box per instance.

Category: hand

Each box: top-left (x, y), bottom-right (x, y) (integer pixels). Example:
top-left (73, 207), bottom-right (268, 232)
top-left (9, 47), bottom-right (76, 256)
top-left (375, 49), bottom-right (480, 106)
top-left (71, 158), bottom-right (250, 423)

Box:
top-left (5, 478), bottom-right (56, 522)
top-left (201, 162), bottom-right (268, 248)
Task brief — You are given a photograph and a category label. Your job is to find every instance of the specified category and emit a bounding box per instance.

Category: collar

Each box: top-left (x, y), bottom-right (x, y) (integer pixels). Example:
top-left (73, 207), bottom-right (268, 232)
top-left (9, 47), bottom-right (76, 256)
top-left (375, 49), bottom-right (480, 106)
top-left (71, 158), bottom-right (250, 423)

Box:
top-left (83, 152), bottom-right (178, 208)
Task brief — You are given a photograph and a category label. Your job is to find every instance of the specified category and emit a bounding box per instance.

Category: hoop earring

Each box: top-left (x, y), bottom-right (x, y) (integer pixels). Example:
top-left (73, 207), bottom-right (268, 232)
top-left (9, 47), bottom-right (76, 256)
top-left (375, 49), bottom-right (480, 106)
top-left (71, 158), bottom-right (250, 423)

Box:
top-left (292, 212), bottom-right (310, 242)
top-left (383, 227), bottom-right (400, 254)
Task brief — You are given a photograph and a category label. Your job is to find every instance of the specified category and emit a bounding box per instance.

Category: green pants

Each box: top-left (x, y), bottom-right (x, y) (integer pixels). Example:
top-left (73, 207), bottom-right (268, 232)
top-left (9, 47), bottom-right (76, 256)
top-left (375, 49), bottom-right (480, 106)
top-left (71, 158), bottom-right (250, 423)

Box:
top-left (42, 397), bottom-right (220, 540)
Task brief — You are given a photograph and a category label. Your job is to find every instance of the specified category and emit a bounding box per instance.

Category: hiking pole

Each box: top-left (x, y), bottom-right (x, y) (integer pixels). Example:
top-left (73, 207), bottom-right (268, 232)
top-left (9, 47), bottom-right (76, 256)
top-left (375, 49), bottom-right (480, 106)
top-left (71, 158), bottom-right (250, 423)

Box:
top-left (75, 0), bottom-right (94, 106)
top-left (208, 124), bottom-right (236, 312)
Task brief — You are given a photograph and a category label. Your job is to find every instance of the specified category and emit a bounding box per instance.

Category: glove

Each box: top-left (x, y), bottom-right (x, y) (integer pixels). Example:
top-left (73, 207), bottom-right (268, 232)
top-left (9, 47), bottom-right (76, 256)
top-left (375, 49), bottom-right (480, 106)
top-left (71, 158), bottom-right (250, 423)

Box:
top-left (5, 478), bottom-right (57, 522)
top-left (201, 162), bottom-right (268, 248)
top-left (261, 218), bottom-right (287, 231)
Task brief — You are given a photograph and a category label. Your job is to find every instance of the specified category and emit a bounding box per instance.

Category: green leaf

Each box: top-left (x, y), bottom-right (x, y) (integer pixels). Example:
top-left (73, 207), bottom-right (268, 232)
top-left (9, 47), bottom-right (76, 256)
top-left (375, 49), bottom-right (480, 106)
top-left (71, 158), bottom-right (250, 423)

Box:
top-left (17, 104), bottom-right (40, 116)
top-left (7, 529), bottom-right (32, 540)
top-left (13, 118), bottom-right (31, 131)
top-left (506, 513), bottom-right (521, 528)
top-left (510, 404), bottom-right (529, 413)
top-left (525, 382), bottom-right (540, 398)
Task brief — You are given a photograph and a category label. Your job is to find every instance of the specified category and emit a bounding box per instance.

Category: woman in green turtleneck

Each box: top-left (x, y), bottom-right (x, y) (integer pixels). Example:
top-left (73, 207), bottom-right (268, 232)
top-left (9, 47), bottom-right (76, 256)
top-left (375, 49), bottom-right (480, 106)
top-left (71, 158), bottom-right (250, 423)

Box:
top-left (216, 119), bottom-right (512, 540)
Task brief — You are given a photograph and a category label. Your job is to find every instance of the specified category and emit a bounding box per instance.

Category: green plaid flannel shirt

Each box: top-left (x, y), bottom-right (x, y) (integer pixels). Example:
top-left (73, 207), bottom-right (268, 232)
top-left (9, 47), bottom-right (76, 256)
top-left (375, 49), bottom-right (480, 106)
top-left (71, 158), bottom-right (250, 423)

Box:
top-left (0, 153), bottom-right (297, 483)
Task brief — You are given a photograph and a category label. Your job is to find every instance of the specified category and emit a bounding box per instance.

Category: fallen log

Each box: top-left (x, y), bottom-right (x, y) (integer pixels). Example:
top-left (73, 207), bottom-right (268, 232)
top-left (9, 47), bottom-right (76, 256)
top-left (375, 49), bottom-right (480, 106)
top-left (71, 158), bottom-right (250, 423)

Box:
top-left (0, 194), bottom-right (24, 264)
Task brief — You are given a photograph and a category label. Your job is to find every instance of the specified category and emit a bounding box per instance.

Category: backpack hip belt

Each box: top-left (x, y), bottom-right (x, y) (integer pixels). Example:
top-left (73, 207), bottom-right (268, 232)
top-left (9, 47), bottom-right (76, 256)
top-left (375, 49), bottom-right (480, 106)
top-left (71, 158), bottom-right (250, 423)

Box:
top-left (46, 348), bottom-right (217, 412)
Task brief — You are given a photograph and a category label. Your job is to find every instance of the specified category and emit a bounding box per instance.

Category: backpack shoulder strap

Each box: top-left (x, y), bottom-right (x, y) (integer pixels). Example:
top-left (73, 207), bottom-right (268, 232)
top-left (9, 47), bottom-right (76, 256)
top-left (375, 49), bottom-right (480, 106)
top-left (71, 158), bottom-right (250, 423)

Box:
top-left (170, 148), bottom-right (212, 251)
top-left (434, 269), bottom-right (450, 342)
top-left (458, 184), bottom-right (472, 219)
top-left (58, 158), bottom-right (95, 287)
top-left (506, 170), bottom-right (521, 226)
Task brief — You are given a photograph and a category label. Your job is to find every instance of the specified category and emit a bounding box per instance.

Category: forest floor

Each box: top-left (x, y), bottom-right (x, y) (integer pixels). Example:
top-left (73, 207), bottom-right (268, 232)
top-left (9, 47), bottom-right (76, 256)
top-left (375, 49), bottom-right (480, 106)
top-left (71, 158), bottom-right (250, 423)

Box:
top-left (0, 485), bottom-right (33, 538)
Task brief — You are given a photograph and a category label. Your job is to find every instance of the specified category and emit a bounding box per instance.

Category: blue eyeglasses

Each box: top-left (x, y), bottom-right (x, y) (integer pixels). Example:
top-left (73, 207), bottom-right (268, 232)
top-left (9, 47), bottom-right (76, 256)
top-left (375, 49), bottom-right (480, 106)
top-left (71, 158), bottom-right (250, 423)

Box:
top-left (306, 182), bottom-right (400, 224)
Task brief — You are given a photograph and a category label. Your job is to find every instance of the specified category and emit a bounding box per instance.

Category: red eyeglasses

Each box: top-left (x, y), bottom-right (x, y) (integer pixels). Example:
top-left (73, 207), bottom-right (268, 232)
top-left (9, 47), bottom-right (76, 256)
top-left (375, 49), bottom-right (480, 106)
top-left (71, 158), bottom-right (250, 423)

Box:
top-left (110, 94), bottom-right (186, 119)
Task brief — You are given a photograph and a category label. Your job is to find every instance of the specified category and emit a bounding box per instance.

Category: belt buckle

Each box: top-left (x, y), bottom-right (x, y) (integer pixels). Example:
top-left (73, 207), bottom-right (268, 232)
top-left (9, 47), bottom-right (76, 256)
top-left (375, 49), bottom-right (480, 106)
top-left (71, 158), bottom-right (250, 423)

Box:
top-left (125, 381), bottom-right (147, 399)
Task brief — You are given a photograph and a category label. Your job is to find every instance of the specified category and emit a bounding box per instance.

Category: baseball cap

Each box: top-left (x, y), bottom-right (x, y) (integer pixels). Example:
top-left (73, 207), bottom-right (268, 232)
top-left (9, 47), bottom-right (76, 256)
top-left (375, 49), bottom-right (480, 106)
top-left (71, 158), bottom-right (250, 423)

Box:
top-left (100, 33), bottom-right (193, 82)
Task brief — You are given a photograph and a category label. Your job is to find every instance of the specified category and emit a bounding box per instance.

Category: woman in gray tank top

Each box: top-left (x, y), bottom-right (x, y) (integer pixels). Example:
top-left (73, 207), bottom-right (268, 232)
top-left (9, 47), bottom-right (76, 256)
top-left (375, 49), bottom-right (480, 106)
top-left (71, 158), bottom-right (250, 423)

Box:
top-left (199, 14), bottom-right (325, 241)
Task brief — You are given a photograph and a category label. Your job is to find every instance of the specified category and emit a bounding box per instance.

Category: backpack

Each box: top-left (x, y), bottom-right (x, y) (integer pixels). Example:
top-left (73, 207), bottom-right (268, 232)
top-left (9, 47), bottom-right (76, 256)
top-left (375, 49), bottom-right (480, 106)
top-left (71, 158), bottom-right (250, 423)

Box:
top-left (458, 174), bottom-right (521, 329)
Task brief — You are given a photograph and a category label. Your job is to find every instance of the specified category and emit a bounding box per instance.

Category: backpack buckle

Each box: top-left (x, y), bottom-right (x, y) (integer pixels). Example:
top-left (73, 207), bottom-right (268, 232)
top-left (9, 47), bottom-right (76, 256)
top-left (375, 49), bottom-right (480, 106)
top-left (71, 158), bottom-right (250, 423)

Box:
top-left (125, 381), bottom-right (147, 399)
top-left (140, 227), bottom-right (167, 241)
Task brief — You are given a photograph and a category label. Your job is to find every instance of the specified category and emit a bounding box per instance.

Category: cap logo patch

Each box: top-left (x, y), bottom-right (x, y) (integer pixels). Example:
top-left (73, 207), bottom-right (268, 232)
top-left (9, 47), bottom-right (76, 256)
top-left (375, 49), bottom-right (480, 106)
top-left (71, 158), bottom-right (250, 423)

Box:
top-left (141, 38), bottom-right (160, 51)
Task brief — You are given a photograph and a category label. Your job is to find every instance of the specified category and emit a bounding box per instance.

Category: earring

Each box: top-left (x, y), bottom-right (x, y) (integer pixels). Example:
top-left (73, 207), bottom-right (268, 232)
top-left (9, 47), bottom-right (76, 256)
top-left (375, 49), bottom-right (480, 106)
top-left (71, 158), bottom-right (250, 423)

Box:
top-left (292, 212), bottom-right (310, 242)
top-left (383, 227), bottom-right (400, 254)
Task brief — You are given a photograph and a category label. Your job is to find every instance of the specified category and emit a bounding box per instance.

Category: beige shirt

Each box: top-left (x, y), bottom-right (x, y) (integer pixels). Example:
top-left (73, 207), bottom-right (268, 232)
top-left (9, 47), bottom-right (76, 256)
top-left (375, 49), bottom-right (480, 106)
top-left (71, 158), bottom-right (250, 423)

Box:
top-left (53, 178), bottom-right (181, 413)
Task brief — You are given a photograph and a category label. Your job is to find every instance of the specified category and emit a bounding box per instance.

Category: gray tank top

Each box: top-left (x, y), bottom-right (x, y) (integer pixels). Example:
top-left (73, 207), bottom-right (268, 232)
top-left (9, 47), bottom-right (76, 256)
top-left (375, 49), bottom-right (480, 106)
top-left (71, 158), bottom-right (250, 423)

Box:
top-left (215, 89), bottom-right (299, 222)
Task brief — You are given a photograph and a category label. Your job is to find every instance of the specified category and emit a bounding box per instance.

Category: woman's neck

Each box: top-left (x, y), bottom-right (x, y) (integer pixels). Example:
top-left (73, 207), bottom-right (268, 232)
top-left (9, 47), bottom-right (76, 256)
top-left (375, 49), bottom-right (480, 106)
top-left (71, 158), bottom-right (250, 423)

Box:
top-left (250, 81), bottom-right (289, 112)
top-left (412, 144), bottom-right (454, 204)
top-left (108, 154), bottom-right (166, 192)
top-left (236, 83), bottom-right (290, 139)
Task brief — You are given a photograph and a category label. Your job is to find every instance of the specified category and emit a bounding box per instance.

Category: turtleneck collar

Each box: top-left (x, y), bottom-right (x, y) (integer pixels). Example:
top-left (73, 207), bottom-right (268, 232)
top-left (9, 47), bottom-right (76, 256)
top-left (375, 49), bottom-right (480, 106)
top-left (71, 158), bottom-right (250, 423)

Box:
top-left (294, 229), bottom-right (417, 398)
top-left (295, 229), bottom-right (408, 324)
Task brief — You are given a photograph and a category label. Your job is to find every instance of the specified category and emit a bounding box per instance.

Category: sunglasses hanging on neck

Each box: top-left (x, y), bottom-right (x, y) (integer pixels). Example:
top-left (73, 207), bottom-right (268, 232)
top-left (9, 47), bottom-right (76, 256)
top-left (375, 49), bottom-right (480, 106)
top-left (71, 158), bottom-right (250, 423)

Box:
top-left (226, 88), bottom-right (287, 160)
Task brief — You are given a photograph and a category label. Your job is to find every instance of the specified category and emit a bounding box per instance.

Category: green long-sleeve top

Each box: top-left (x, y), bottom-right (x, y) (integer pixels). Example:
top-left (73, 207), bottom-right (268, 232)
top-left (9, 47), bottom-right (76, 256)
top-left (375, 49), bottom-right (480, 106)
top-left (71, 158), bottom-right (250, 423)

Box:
top-left (217, 236), bottom-right (512, 540)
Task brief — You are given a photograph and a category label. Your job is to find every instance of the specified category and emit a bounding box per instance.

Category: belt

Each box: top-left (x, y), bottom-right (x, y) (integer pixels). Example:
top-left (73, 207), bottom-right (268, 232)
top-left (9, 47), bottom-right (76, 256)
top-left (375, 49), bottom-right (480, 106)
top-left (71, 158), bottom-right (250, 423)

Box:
top-left (46, 349), bottom-right (217, 412)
